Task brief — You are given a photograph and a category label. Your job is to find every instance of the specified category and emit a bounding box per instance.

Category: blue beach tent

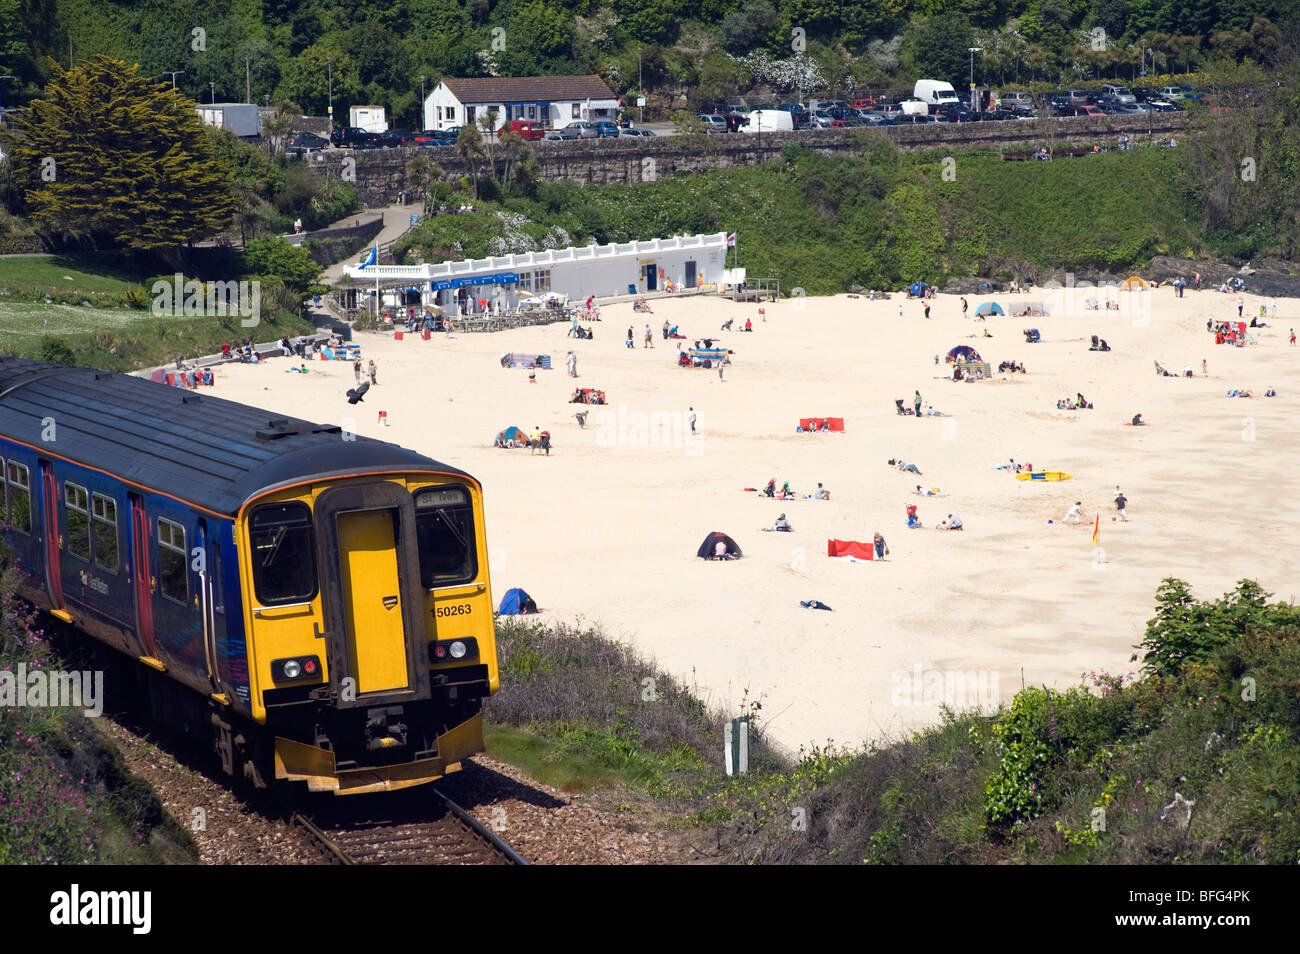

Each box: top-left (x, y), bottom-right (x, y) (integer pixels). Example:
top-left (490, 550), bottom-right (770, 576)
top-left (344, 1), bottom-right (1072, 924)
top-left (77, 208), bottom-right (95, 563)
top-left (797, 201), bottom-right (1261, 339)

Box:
top-left (498, 587), bottom-right (539, 615)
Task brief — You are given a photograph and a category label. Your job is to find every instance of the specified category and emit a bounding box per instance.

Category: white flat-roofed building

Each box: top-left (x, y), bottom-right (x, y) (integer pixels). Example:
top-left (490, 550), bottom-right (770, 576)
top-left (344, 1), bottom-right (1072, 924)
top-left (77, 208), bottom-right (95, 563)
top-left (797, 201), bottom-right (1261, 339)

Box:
top-left (343, 232), bottom-right (729, 316)
top-left (424, 75), bottom-right (619, 132)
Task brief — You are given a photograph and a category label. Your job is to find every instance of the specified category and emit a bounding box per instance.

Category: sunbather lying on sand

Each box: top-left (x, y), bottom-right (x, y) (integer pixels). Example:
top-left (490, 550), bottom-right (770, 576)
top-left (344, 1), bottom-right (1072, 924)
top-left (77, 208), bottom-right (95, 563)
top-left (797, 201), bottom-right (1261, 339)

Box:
top-left (889, 458), bottom-right (922, 474)
top-left (915, 486), bottom-right (947, 496)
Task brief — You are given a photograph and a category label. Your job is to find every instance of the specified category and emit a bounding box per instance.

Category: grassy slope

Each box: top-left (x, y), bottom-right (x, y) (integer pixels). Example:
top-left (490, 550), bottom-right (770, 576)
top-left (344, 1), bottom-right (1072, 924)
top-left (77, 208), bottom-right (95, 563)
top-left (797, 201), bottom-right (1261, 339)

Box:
top-left (486, 584), bottom-right (1300, 864)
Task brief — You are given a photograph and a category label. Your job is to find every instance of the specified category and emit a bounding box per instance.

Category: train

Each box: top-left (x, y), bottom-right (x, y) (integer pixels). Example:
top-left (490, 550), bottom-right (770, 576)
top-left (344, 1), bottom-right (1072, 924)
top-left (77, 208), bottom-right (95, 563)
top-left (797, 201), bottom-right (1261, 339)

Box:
top-left (0, 356), bottom-right (498, 794)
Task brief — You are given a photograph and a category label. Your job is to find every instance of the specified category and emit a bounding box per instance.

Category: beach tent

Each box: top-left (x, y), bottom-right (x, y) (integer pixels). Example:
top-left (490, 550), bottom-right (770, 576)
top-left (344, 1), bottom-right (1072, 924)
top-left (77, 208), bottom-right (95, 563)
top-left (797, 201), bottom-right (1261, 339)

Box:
top-left (1016, 302), bottom-right (1049, 316)
top-left (494, 425), bottom-right (527, 446)
top-left (828, 539), bottom-right (874, 559)
top-left (697, 532), bottom-right (742, 560)
top-left (947, 345), bottom-right (983, 363)
top-left (908, 281), bottom-right (928, 298)
top-left (498, 587), bottom-right (538, 615)
top-left (148, 369), bottom-right (168, 383)
top-left (1122, 276), bottom-right (1148, 290)
top-left (975, 302), bottom-right (1004, 316)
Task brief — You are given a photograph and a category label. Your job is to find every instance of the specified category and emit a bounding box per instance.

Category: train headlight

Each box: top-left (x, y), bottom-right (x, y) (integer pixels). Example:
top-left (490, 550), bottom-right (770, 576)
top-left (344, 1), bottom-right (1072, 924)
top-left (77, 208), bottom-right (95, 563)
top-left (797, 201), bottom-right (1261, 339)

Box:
top-left (449, 640), bottom-right (467, 659)
top-left (283, 660), bottom-right (302, 679)
top-left (271, 655), bottom-right (321, 683)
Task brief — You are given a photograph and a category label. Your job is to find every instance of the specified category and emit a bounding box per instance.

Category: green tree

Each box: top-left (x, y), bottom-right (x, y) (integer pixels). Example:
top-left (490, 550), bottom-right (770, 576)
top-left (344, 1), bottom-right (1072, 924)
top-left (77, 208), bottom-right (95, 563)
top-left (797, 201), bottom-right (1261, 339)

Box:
top-left (456, 120), bottom-right (487, 196)
top-left (906, 12), bottom-right (977, 88)
top-left (1, 55), bottom-right (233, 266)
top-left (241, 236), bottom-right (320, 294)
top-left (405, 153), bottom-right (445, 212)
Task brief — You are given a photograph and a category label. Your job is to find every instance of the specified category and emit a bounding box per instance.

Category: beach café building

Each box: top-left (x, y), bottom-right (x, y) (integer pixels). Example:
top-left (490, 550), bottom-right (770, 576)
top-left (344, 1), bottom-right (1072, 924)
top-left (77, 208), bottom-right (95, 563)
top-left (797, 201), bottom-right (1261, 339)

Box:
top-left (340, 232), bottom-right (731, 318)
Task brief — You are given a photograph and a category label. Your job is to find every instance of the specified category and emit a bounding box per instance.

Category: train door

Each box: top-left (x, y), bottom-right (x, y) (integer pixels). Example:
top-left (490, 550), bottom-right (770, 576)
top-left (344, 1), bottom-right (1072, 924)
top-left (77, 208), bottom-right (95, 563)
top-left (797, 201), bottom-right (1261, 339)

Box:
top-left (313, 483), bottom-right (430, 705)
top-left (197, 519), bottom-right (222, 692)
top-left (38, 460), bottom-right (69, 621)
top-left (129, 494), bottom-right (161, 662)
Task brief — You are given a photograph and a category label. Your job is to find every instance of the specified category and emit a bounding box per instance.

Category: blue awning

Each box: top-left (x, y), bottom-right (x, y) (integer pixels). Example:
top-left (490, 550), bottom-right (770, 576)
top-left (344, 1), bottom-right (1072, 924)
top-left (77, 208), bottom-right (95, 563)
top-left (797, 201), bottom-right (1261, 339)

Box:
top-left (432, 281), bottom-right (452, 291)
top-left (449, 272), bottom-right (520, 288)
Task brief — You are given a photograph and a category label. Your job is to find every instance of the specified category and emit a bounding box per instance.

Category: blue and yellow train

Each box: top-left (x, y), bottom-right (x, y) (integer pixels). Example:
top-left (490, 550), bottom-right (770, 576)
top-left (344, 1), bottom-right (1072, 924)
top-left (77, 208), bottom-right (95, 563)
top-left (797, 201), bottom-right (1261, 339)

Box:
top-left (0, 357), bottom-right (498, 794)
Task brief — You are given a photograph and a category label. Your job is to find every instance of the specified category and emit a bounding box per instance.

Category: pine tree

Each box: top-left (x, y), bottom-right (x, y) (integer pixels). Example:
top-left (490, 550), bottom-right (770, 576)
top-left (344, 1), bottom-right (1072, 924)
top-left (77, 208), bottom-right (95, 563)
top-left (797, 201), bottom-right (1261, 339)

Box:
top-left (2, 55), bottom-right (234, 264)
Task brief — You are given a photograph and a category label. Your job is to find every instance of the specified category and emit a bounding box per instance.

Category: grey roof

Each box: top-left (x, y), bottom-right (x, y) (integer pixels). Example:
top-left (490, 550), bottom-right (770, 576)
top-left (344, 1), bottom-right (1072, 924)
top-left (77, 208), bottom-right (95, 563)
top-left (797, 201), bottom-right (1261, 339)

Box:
top-left (441, 75), bottom-right (617, 105)
top-left (0, 358), bottom-right (470, 516)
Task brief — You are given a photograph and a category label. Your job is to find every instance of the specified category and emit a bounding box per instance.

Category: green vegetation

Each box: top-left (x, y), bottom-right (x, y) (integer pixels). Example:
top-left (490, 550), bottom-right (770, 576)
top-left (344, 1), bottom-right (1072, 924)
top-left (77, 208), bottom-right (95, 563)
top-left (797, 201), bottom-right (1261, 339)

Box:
top-left (486, 579), bottom-right (1300, 863)
top-left (0, 1), bottom-right (1293, 125)
top-left (0, 560), bottom-right (198, 864)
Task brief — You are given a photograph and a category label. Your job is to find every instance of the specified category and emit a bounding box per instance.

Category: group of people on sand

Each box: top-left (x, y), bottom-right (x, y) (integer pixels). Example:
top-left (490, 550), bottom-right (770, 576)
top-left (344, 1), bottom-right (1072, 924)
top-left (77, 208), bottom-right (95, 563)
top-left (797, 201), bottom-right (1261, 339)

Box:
top-left (1061, 487), bottom-right (1129, 524)
top-left (1057, 393), bottom-right (1093, 410)
top-left (761, 479), bottom-right (831, 501)
top-left (1225, 387), bottom-right (1277, 398)
top-left (998, 361), bottom-right (1027, 373)
top-left (906, 504), bottom-right (963, 530)
top-left (996, 459), bottom-right (1034, 474)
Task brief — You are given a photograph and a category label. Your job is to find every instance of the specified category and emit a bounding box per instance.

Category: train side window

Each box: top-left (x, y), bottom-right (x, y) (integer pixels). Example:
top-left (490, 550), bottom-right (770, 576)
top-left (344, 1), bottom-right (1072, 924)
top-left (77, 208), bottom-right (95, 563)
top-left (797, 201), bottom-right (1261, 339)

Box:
top-left (413, 486), bottom-right (477, 587)
top-left (211, 539), bottom-right (225, 614)
top-left (92, 493), bottom-right (119, 573)
top-left (250, 502), bottom-right (317, 605)
top-left (158, 517), bottom-right (188, 604)
top-left (6, 461), bottom-right (31, 533)
top-left (65, 482), bottom-right (91, 561)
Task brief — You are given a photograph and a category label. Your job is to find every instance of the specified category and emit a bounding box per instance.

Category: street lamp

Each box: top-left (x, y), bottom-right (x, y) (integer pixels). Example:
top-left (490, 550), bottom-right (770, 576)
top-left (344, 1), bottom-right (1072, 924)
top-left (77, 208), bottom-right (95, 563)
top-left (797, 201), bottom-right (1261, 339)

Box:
top-left (419, 74), bottom-right (425, 129)
top-left (327, 58), bottom-right (333, 127)
top-left (209, 81), bottom-right (216, 104)
top-left (164, 70), bottom-right (184, 91)
top-left (968, 48), bottom-right (982, 112)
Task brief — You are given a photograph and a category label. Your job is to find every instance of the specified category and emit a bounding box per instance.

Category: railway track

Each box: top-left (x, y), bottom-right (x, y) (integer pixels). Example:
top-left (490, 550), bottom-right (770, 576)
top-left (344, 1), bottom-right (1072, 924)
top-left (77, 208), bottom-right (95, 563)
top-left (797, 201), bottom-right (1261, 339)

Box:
top-left (292, 787), bottom-right (529, 866)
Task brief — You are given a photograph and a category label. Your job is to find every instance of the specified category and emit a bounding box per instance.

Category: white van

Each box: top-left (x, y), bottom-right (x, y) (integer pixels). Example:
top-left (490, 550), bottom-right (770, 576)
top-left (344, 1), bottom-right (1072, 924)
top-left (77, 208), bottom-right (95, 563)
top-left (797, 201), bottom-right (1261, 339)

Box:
top-left (913, 79), bottom-right (960, 107)
top-left (900, 99), bottom-right (929, 116)
top-left (741, 109), bottom-right (794, 134)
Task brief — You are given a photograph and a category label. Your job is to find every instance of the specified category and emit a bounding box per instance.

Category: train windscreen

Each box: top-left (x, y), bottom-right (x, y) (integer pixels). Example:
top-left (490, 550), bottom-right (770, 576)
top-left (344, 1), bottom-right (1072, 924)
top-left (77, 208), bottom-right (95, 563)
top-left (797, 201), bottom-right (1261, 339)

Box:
top-left (413, 486), bottom-right (476, 587)
top-left (250, 502), bottom-right (318, 605)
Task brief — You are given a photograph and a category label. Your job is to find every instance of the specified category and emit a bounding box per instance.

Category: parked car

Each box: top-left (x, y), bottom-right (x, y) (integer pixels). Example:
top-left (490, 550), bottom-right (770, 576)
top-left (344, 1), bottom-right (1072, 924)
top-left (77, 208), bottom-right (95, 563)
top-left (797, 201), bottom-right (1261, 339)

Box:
top-left (1001, 91), bottom-right (1034, 109)
top-left (377, 128), bottom-right (414, 147)
top-left (592, 120), bottom-right (620, 138)
top-left (545, 128), bottom-right (579, 140)
top-left (697, 113), bottom-right (728, 132)
top-left (849, 97), bottom-right (877, 110)
top-left (1102, 84), bottom-right (1137, 104)
top-left (561, 121), bottom-right (597, 138)
top-left (499, 119), bottom-right (544, 141)
top-left (1059, 89), bottom-right (1089, 103)
top-left (290, 131), bottom-right (330, 150)
top-left (1147, 100), bottom-right (1181, 113)
top-left (1159, 86), bottom-right (1186, 100)
top-left (330, 126), bottom-right (380, 148)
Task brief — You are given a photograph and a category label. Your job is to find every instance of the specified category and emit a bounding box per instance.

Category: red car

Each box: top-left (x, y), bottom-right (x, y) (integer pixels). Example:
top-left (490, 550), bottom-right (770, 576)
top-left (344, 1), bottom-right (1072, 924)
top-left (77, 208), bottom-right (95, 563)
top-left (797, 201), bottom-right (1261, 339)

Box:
top-left (499, 119), bottom-right (544, 141)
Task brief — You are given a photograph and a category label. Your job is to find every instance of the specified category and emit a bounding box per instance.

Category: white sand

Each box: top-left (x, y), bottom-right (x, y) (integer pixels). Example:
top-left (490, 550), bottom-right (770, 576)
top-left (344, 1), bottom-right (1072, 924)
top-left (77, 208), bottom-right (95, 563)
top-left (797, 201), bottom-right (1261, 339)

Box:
top-left (210, 288), bottom-right (1300, 754)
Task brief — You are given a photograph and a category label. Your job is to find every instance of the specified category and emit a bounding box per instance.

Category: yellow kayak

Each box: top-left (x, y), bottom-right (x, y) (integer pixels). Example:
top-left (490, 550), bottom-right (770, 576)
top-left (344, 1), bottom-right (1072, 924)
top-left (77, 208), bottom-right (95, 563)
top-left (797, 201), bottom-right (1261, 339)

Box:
top-left (1016, 471), bottom-right (1073, 481)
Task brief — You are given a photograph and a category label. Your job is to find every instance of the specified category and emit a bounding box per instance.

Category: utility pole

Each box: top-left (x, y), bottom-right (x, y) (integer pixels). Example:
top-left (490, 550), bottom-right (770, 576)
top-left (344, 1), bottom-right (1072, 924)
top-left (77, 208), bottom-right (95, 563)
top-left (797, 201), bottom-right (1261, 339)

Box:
top-left (245, 57), bottom-right (251, 103)
top-left (969, 47), bottom-right (982, 112)
top-left (327, 58), bottom-right (333, 129)
top-left (210, 81), bottom-right (215, 104)
top-left (0, 76), bottom-right (13, 129)
top-left (638, 50), bottom-right (643, 125)
top-left (420, 75), bottom-right (425, 129)
top-left (164, 70), bottom-right (184, 92)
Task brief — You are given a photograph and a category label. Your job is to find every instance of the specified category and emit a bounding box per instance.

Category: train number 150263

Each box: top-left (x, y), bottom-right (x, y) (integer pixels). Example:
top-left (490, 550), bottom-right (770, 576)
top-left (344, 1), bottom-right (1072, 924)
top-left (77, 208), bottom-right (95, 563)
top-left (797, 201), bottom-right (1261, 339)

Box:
top-left (435, 603), bottom-right (472, 618)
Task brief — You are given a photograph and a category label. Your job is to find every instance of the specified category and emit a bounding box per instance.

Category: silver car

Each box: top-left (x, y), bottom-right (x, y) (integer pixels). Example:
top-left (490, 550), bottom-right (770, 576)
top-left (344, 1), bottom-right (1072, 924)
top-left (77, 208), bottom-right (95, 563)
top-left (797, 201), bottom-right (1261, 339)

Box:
top-left (564, 121), bottom-right (599, 138)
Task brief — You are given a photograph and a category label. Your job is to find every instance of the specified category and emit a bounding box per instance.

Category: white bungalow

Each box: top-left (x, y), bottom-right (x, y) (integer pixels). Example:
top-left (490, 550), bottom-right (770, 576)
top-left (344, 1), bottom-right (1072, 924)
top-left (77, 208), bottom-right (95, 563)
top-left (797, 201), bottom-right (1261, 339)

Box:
top-left (423, 75), bottom-right (619, 132)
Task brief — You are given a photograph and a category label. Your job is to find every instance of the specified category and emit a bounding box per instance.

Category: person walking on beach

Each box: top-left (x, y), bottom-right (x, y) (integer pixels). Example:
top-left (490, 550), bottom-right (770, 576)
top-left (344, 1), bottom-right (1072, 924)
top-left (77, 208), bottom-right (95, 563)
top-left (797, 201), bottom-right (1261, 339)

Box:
top-left (367, 359), bottom-right (377, 385)
top-left (567, 350), bottom-right (578, 378)
top-left (662, 319), bottom-right (670, 340)
top-left (688, 407), bottom-right (696, 433)
top-left (961, 297), bottom-right (968, 318)
top-left (923, 300), bottom-right (931, 319)
top-left (1194, 271), bottom-right (1201, 291)
top-left (1202, 358), bottom-right (1208, 376)
top-left (530, 425), bottom-right (541, 456)
top-left (873, 531), bottom-right (886, 561)
top-left (626, 326), bottom-right (635, 348)
top-left (914, 390), bottom-right (922, 417)
top-left (1115, 492), bottom-right (1128, 522)
top-left (1271, 297), bottom-right (1277, 319)
top-left (718, 360), bottom-right (725, 382)
top-left (353, 358), bottom-right (362, 383)
top-left (1237, 296), bottom-right (1244, 318)
top-left (1290, 328), bottom-right (1296, 346)
top-left (645, 324), bottom-right (654, 348)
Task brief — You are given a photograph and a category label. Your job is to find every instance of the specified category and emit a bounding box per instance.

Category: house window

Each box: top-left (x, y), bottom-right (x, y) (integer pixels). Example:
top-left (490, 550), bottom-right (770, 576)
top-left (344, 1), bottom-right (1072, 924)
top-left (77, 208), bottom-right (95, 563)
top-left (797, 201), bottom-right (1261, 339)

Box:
top-left (535, 270), bottom-right (551, 293)
top-left (92, 492), bottom-right (119, 573)
top-left (4, 460), bottom-right (30, 533)
top-left (572, 103), bottom-right (580, 119)
top-left (158, 517), bottom-right (188, 605)
top-left (467, 106), bottom-right (476, 124)
top-left (64, 482), bottom-right (91, 561)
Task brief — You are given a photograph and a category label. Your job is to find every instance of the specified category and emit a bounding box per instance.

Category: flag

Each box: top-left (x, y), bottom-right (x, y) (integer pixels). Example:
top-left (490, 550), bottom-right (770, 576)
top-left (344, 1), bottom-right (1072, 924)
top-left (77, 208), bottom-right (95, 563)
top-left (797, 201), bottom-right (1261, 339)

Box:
top-left (1091, 514), bottom-right (1100, 547)
top-left (725, 232), bottom-right (736, 247)
top-left (358, 244), bottom-right (378, 270)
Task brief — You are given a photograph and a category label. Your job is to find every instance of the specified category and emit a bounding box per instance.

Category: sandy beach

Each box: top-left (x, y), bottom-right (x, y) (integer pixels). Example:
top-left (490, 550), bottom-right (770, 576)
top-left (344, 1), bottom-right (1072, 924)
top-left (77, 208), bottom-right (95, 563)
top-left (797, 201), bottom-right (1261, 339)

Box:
top-left (207, 286), bottom-right (1300, 754)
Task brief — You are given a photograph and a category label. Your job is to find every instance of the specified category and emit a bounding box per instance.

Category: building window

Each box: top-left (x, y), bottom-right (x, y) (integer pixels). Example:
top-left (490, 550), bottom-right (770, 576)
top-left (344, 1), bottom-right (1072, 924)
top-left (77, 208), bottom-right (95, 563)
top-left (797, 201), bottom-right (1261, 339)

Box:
top-left (527, 105), bottom-right (536, 119)
top-left (467, 105), bottom-right (476, 124)
top-left (572, 103), bottom-right (580, 119)
top-left (535, 270), bottom-right (551, 293)
top-left (158, 517), bottom-right (188, 605)
top-left (92, 493), bottom-right (119, 573)
top-left (65, 482), bottom-right (91, 561)
top-left (3, 460), bottom-right (30, 533)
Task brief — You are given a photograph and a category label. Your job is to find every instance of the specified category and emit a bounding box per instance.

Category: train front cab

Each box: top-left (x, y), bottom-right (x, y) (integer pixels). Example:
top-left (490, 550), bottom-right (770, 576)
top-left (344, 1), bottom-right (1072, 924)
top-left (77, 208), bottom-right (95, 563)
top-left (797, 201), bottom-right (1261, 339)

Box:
top-left (237, 473), bottom-right (497, 794)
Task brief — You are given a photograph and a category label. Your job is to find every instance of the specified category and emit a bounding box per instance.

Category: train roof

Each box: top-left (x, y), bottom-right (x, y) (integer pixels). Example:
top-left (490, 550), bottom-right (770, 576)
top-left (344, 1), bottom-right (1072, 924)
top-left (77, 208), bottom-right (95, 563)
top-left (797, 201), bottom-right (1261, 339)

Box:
top-left (0, 358), bottom-right (472, 517)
